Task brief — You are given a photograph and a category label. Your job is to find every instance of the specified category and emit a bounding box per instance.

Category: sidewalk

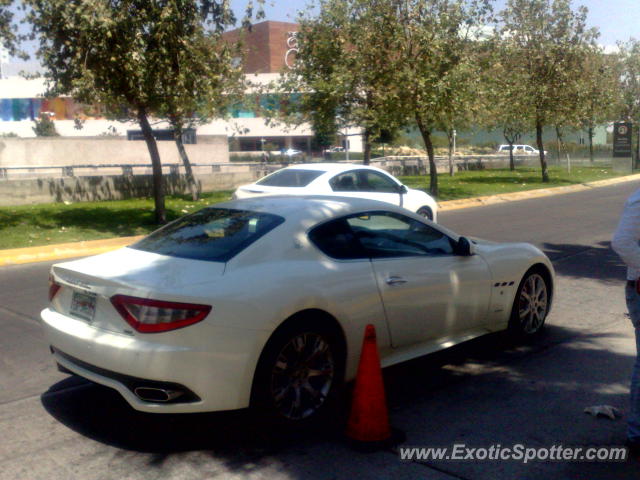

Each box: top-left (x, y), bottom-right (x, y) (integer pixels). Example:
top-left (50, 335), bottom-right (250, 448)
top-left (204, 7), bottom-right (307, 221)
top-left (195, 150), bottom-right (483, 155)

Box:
top-left (2, 172), bottom-right (640, 267)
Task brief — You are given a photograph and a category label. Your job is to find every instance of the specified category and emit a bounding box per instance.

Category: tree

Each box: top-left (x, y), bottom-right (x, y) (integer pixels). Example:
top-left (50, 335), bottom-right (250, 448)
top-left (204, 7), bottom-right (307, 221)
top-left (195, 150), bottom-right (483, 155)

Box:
top-left (578, 49), bottom-right (619, 163)
top-left (151, 2), bottom-right (247, 201)
top-left (482, 37), bottom-right (532, 171)
top-left (288, 0), bottom-right (491, 196)
top-left (27, 0), bottom-right (258, 223)
top-left (0, 0), bottom-right (24, 58)
top-left (499, 0), bottom-right (598, 182)
top-left (384, 0), bottom-right (493, 196)
top-left (284, 0), bottom-right (405, 165)
top-left (617, 39), bottom-right (640, 163)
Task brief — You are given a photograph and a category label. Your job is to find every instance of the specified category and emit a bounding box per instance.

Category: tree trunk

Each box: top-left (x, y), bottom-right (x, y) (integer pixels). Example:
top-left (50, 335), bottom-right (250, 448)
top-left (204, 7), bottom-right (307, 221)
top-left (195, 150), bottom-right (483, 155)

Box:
top-left (173, 125), bottom-right (199, 201)
top-left (416, 115), bottom-right (437, 197)
top-left (508, 141), bottom-right (515, 171)
top-left (137, 108), bottom-right (166, 224)
top-left (363, 129), bottom-right (371, 165)
top-left (503, 128), bottom-right (520, 171)
top-left (588, 126), bottom-right (594, 163)
top-left (536, 120), bottom-right (549, 183)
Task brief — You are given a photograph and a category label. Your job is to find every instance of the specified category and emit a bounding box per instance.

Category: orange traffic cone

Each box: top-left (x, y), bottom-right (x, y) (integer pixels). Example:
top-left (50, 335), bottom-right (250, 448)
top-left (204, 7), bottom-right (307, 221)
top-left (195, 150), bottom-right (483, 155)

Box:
top-left (346, 324), bottom-right (392, 444)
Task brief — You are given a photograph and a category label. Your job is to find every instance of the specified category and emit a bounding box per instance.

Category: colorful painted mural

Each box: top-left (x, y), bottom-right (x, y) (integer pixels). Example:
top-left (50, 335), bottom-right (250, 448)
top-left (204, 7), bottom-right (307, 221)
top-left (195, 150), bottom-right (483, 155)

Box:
top-left (0, 98), bottom-right (104, 121)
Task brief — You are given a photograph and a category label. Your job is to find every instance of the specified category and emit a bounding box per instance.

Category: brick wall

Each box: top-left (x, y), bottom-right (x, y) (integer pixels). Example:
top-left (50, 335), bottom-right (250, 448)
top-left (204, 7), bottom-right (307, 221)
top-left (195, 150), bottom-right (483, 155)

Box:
top-left (224, 21), bottom-right (299, 74)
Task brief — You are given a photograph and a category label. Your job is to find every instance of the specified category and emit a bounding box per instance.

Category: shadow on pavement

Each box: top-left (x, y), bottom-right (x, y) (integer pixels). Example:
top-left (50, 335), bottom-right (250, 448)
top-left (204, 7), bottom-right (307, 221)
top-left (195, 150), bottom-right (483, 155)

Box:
top-left (544, 241), bottom-right (626, 284)
top-left (41, 376), bottom-right (345, 456)
top-left (40, 323), bottom-right (639, 478)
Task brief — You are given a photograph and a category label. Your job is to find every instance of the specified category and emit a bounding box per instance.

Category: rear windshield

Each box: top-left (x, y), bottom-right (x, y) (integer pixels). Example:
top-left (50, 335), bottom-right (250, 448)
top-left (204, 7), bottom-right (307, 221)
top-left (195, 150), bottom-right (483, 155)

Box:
top-left (256, 169), bottom-right (324, 187)
top-left (131, 208), bottom-right (284, 262)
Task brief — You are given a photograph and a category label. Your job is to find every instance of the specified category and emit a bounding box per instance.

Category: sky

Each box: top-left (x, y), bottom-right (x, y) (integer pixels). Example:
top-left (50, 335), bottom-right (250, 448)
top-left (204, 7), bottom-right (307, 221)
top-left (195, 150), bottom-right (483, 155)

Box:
top-left (232, 0), bottom-right (639, 48)
top-left (6, 0), bottom-right (640, 65)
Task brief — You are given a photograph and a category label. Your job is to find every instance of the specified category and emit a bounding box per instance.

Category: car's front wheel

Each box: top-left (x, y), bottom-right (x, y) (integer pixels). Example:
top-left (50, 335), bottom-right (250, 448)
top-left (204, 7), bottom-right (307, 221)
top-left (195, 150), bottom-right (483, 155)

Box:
top-left (509, 268), bottom-right (550, 336)
top-left (417, 206), bottom-right (433, 221)
top-left (251, 318), bottom-right (344, 424)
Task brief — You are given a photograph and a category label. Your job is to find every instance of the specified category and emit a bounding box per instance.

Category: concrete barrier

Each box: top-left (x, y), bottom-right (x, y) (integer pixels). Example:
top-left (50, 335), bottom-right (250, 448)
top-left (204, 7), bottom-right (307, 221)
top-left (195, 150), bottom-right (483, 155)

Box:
top-left (0, 136), bottom-right (229, 167)
top-left (0, 170), bottom-right (261, 206)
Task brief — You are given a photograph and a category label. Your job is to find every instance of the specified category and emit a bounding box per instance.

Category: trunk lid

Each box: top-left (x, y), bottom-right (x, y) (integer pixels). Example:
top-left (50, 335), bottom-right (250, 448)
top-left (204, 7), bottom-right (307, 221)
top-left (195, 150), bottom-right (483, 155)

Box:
top-left (50, 247), bottom-right (224, 334)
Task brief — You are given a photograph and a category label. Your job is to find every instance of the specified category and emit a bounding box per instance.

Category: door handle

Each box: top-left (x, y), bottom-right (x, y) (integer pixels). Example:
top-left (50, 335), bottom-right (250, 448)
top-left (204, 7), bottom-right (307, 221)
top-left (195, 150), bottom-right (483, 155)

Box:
top-left (385, 275), bottom-right (407, 286)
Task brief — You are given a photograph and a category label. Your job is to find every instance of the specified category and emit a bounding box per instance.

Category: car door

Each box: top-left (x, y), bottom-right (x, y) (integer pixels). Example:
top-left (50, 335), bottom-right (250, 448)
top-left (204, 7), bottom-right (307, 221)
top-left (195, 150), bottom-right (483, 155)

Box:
top-left (329, 169), bottom-right (404, 207)
top-left (346, 211), bottom-right (492, 348)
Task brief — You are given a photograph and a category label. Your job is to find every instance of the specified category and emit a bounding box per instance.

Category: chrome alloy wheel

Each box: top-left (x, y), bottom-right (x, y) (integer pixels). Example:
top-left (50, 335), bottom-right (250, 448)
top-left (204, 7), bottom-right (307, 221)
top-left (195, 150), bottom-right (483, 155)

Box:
top-left (518, 273), bottom-right (548, 334)
top-left (270, 332), bottom-right (335, 420)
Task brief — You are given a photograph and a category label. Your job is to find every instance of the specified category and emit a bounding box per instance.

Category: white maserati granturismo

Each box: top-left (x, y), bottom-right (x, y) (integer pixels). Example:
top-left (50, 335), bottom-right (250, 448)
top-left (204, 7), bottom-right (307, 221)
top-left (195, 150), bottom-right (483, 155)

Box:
top-left (41, 196), bottom-right (554, 423)
top-left (233, 163), bottom-right (439, 221)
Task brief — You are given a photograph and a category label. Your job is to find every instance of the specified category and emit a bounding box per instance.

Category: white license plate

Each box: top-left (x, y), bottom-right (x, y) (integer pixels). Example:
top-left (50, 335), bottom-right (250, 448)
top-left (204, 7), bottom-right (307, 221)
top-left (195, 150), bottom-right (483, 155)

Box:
top-left (70, 291), bottom-right (97, 322)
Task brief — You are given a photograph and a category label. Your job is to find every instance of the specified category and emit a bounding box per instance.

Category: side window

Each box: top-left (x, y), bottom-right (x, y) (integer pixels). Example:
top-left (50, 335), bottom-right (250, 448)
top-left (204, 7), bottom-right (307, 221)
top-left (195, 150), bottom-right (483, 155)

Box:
top-left (308, 219), bottom-right (368, 260)
top-left (330, 172), bottom-right (358, 192)
top-left (356, 170), bottom-right (399, 193)
top-left (346, 212), bottom-right (454, 258)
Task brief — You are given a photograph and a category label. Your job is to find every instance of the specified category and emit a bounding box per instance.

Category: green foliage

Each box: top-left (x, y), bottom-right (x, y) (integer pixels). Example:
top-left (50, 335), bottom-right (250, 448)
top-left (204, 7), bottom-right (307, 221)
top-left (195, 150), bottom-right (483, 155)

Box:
top-left (32, 114), bottom-right (59, 136)
top-left (0, 132), bottom-right (18, 137)
top-left (0, 0), bottom-right (26, 59)
top-left (617, 39), bottom-right (640, 124)
top-left (286, 0), bottom-right (492, 191)
top-left (282, 0), bottom-right (407, 164)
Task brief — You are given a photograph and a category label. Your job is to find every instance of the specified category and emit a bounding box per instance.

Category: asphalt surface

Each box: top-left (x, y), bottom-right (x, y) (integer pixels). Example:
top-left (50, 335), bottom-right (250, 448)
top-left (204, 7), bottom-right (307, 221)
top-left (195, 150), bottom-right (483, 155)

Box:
top-left (2, 180), bottom-right (640, 479)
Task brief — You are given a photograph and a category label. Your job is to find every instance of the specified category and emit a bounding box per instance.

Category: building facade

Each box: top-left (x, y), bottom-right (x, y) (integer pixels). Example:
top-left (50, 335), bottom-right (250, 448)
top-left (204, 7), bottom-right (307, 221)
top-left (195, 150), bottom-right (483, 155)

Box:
top-left (0, 21), bottom-right (364, 155)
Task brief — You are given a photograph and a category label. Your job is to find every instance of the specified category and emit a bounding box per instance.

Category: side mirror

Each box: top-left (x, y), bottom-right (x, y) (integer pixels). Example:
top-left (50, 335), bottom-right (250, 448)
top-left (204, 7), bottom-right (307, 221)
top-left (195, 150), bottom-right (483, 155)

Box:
top-left (455, 236), bottom-right (476, 256)
top-left (398, 185), bottom-right (408, 194)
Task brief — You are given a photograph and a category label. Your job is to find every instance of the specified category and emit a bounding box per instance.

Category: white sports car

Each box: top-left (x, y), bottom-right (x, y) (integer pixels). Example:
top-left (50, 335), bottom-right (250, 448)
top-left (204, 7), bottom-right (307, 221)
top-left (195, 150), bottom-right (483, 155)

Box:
top-left (234, 163), bottom-right (439, 221)
top-left (41, 196), bottom-right (553, 423)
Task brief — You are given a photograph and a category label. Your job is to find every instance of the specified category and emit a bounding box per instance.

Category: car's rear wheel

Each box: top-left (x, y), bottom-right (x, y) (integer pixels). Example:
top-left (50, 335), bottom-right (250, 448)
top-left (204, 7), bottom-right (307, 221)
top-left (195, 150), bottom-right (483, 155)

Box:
top-left (509, 269), bottom-right (550, 336)
top-left (252, 318), bottom-right (344, 425)
top-left (417, 206), bottom-right (433, 221)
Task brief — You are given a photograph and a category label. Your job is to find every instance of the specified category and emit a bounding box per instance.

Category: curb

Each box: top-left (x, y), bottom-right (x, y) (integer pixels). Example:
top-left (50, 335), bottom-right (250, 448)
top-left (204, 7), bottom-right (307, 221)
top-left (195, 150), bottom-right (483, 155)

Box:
top-left (0, 236), bottom-right (143, 267)
top-left (3, 172), bottom-right (640, 267)
top-left (438, 173), bottom-right (640, 211)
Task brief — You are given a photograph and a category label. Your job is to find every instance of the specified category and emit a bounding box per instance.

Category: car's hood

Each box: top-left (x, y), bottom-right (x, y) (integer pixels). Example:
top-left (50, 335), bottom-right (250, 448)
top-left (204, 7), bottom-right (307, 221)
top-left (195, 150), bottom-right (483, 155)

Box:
top-left (468, 236), bottom-right (498, 246)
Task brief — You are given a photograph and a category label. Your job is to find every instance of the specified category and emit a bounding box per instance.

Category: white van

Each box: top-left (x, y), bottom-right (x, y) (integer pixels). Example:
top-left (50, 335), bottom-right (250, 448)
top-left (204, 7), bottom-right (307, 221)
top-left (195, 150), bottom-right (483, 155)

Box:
top-left (497, 144), bottom-right (546, 155)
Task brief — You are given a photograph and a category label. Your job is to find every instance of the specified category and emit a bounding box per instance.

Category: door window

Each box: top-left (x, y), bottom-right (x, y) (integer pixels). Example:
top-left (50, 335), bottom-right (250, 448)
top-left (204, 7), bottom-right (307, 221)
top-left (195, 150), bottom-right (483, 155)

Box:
top-left (346, 212), bottom-right (454, 258)
top-left (330, 170), bottom-right (400, 193)
top-left (355, 170), bottom-right (399, 193)
top-left (330, 171), bottom-right (359, 192)
top-left (309, 218), bottom-right (368, 259)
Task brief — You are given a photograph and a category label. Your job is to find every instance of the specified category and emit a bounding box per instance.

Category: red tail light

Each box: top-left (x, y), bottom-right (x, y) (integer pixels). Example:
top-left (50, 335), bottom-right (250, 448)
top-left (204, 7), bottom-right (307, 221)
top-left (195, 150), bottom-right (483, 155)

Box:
top-left (110, 295), bottom-right (211, 333)
top-left (48, 274), bottom-right (61, 302)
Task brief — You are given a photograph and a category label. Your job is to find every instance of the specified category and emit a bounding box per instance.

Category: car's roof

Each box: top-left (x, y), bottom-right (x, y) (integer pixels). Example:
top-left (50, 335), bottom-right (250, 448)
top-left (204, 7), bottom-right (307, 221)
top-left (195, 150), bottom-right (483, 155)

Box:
top-left (215, 195), bottom-right (408, 223)
top-left (280, 163), bottom-right (385, 174)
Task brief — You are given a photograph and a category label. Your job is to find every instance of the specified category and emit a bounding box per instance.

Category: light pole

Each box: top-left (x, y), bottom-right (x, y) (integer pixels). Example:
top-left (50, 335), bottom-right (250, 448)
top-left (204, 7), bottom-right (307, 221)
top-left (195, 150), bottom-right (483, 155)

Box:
top-left (453, 129), bottom-right (457, 155)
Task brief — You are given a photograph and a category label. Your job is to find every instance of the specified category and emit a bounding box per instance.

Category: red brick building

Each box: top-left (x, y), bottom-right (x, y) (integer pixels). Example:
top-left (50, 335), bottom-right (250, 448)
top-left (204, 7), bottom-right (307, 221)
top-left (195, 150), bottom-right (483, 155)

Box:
top-left (223, 21), bottom-right (299, 74)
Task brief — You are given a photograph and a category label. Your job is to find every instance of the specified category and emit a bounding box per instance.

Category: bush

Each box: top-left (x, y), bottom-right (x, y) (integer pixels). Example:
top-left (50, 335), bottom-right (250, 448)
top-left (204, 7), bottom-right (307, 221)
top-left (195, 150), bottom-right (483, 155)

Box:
top-left (33, 114), bottom-right (59, 137)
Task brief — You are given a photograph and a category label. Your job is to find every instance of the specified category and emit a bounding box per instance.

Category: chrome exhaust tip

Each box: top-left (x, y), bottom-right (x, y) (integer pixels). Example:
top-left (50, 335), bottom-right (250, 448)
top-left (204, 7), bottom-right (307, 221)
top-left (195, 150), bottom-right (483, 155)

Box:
top-left (134, 386), bottom-right (183, 403)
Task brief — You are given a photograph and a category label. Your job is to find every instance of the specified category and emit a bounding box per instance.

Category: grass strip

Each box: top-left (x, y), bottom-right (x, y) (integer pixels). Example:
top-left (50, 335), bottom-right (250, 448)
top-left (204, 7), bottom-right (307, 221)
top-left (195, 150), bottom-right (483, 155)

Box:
top-left (0, 165), bottom-right (626, 249)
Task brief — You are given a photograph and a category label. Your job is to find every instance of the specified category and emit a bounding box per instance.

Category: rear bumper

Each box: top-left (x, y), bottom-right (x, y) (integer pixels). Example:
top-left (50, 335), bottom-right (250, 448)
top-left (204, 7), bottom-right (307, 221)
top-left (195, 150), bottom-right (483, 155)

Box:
top-left (41, 308), bottom-right (267, 413)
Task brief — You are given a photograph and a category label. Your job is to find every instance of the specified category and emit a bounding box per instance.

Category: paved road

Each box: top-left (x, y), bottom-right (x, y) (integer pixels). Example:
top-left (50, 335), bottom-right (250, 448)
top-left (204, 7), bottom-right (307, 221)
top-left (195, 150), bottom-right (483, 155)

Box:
top-left (1, 181), bottom-right (639, 480)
